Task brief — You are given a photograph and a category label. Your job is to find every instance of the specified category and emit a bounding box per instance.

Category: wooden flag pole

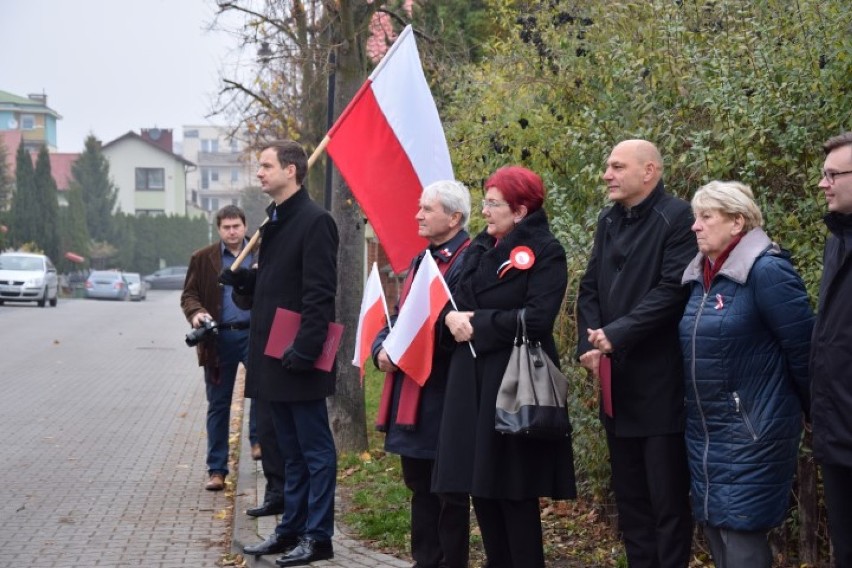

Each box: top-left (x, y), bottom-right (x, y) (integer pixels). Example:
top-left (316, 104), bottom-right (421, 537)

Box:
top-left (229, 135), bottom-right (332, 271)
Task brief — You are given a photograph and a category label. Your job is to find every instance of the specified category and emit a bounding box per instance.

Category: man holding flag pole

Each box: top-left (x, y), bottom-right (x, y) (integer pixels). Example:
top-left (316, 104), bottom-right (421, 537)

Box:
top-left (369, 180), bottom-right (473, 568)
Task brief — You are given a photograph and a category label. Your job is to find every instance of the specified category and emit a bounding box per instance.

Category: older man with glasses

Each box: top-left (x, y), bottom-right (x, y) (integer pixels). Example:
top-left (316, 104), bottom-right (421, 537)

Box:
top-left (811, 131), bottom-right (852, 568)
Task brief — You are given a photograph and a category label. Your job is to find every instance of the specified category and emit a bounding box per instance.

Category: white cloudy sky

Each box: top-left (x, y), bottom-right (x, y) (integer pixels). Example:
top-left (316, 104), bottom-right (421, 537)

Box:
top-left (1, 0), bottom-right (247, 153)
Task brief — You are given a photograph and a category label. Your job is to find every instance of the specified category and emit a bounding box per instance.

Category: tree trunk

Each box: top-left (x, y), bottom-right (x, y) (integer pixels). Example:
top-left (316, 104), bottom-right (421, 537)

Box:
top-left (797, 430), bottom-right (820, 565)
top-left (326, 2), bottom-right (371, 453)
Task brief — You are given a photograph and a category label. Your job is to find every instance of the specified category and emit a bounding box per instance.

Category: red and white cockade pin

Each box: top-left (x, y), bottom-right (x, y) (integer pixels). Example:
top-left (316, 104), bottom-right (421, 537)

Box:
top-left (714, 293), bottom-right (725, 310)
top-left (498, 246), bottom-right (536, 278)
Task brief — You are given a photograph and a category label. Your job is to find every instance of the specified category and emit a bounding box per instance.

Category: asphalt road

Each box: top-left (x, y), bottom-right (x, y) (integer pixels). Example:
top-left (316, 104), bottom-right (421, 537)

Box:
top-left (0, 291), bottom-right (230, 567)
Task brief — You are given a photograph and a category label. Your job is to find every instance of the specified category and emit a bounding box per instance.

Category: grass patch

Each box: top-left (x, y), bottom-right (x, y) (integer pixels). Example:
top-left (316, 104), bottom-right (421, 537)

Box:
top-left (336, 365), bottom-right (630, 567)
top-left (338, 367), bottom-right (411, 554)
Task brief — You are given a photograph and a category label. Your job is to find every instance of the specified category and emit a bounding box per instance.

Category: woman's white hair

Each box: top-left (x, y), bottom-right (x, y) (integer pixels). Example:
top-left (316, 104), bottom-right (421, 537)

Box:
top-left (421, 180), bottom-right (471, 228)
top-left (692, 180), bottom-right (763, 232)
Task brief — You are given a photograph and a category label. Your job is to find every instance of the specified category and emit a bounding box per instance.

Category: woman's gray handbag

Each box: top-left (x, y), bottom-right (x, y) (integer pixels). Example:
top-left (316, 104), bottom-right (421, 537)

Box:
top-left (495, 309), bottom-right (571, 438)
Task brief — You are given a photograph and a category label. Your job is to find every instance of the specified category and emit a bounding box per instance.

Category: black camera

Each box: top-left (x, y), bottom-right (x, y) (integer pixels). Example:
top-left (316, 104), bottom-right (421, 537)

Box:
top-left (185, 319), bottom-right (219, 347)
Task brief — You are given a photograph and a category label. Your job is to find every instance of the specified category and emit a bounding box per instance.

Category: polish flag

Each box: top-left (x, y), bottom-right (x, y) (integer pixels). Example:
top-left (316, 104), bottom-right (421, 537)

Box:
top-left (326, 25), bottom-right (454, 274)
top-left (352, 262), bottom-right (390, 381)
top-left (382, 254), bottom-right (452, 386)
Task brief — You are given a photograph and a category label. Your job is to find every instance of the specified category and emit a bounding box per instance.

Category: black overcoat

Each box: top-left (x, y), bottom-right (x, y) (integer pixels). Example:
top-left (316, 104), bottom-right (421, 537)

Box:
top-left (577, 182), bottom-right (695, 437)
top-left (811, 212), bottom-right (852, 467)
top-left (432, 209), bottom-right (577, 500)
top-left (239, 188), bottom-right (339, 402)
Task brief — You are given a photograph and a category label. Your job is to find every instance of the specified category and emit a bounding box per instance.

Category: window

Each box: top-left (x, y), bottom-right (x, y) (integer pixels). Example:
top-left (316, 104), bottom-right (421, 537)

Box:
top-left (184, 129), bottom-right (199, 138)
top-left (230, 138), bottom-right (238, 151)
top-left (231, 168), bottom-right (239, 182)
top-left (210, 169), bottom-right (219, 182)
top-left (201, 197), bottom-right (211, 210)
top-left (135, 168), bottom-right (165, 191)
top-left (201, 139), bottom-right (219, 152)
top-left (201, 168), bottom-right (209, 190)
top-left (21, 114), bottom-right (35, 130)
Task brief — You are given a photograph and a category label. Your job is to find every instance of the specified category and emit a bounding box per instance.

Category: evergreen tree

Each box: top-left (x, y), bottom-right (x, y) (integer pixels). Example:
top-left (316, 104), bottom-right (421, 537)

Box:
top-left (240, 185), bottom-right (270, 233)
top-left (33, 146), bottom-right (60, 261)
top-left (10, 143), bottom-right (37, 249)
top-left (108, 212), bottom-right (136, 269)
top-left (71, 135), bottom-right (117, 242)
top-left (0, 137), bottom-right (13, 211)
top-left (58, 186), bottom-right (90, 271)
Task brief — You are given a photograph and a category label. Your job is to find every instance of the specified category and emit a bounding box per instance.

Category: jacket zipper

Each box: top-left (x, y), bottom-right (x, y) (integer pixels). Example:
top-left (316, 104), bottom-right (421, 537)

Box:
top-left (733, 392), bottom-right (759, 441)
top-left (689, 290), bottom-right (712, 522)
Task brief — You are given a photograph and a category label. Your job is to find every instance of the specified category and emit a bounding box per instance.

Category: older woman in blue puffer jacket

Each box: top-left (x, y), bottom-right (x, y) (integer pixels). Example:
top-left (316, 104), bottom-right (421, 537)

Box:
top-left (679, 181), bottom-right (813, 568)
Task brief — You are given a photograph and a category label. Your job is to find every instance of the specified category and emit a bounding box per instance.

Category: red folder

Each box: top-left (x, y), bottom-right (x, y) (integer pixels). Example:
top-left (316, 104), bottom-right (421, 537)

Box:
top-left (599, 354), bottom-right (613, 418)
top-left (263, 308), bottom-right (344, 372)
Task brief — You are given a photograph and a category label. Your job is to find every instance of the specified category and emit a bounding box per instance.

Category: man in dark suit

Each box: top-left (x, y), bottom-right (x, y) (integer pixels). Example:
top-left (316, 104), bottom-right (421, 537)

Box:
top-left (811, 131), bottom-right (852, 568)
top-left (577, 140), bottom-right (696, 568)
top-left (225, 140), bottom-right (339, 567)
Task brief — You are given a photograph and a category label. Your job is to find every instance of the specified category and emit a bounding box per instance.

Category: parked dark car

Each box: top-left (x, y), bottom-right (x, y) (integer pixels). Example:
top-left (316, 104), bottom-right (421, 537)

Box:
top-left (85, 270), bottom-right (130, 301)
top-left (143, 266), bottom-right (188, 290)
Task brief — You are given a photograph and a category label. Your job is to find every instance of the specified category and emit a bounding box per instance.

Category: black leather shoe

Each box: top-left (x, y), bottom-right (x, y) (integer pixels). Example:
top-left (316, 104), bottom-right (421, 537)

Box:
top-left (246, 501), bottom-right (286, 517)
top-left (274, 537), bottom-right (334, 566)
top-left (243, 532), bottom-right (299, 556)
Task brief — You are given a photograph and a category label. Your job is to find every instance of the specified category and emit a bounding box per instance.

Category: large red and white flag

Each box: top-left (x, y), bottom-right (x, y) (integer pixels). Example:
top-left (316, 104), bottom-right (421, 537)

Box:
top-left (326, 25), bottom-right (454, 274)
top-left (382, 254), bottom-right (452, 386)
top-left (352, 262), bottom-right (390, 381)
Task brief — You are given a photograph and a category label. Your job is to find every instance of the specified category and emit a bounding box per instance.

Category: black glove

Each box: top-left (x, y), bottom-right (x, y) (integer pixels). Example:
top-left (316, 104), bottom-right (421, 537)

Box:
top-left (281, 347), bottom-right (314, 372)
top-left (218, 267), bottom-right (256, 294)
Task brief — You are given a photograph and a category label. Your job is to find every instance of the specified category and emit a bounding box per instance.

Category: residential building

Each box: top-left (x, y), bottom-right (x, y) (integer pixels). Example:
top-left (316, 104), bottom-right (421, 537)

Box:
top-left (0, 90), bottom-right (61, 152)
top-left (181, 125), bottom-right (256, 213)
top-left (102, 129), bottom-right (195, 216)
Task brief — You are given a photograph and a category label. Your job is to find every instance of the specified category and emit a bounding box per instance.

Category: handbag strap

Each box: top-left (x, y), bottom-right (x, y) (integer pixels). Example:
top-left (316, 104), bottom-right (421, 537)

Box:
top-left (515, 308), bottom-right (529, 344)
top-left (515, 308), bottom-right (527, 345)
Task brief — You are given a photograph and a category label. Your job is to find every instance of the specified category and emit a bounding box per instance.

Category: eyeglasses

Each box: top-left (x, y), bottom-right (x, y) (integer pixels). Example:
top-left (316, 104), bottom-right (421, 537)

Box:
top-left (481, 199), bottom-right (509, 209)
top-left (822, 170), bottom-right (852, 185)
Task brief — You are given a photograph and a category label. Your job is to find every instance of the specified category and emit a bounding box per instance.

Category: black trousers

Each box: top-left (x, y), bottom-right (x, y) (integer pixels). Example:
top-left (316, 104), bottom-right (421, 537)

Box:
top-left (254, 398), bottom-right (286, 505)
top-left (821, 463), bottom-right (852, 568)
top-left (401, 456), bottom-right (470, 568)
top-left (607, 432), bottom-right (693, 568)
top-left (471, 496), bottom-right (543, 568)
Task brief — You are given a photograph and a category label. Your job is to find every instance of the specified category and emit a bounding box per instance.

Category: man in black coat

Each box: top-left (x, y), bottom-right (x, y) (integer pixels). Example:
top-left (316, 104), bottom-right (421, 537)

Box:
top-left (224, 140), bottom-right (339, 567)
top-left (577, 139), bottom-right (695, 568)
top-left (811, 131), bottom-right (852, 568)
top-left (372, 180), bottom-right (472, 568)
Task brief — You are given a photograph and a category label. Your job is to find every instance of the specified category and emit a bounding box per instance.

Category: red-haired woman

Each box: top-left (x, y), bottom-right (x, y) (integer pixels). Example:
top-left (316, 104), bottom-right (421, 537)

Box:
top-left (434, 166), bottom-right (576, 567)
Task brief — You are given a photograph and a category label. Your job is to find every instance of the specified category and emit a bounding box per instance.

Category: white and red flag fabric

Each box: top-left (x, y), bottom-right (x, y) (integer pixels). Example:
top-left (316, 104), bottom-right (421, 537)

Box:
top-left (382, 253), bottom-right (452, 386)
top-left (352, 262), bottom-right (391, 381)
top-left (326, 25), bottom-right (454, 274)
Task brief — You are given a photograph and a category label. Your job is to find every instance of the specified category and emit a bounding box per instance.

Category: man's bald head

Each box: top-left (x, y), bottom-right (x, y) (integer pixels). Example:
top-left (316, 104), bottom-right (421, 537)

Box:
top-left (604, 139), bottom-right (665, 207)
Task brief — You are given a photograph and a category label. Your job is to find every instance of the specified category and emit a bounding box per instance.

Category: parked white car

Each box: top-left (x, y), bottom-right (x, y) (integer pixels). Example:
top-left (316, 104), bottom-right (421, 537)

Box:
top-left (0, 252), bottom-right (59, 307)
top-left (123, 272), bottom-right (147, 301)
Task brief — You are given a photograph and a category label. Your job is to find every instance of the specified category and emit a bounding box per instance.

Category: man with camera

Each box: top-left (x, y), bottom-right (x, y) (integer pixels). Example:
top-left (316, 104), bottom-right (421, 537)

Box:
top-left (181, 205), bottom-right (261, 492)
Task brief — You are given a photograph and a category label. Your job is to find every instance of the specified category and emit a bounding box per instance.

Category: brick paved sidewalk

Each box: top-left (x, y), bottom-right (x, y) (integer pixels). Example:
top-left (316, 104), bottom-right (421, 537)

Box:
top-left (232, 410), bottom-right (412, 568)
top-left (0, 294), bottom-right (232, 567)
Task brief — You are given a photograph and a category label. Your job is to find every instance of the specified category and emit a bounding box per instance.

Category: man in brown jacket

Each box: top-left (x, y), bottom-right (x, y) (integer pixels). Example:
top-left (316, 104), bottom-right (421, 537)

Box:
top-left (180, 205), bottom-right (265, 492)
